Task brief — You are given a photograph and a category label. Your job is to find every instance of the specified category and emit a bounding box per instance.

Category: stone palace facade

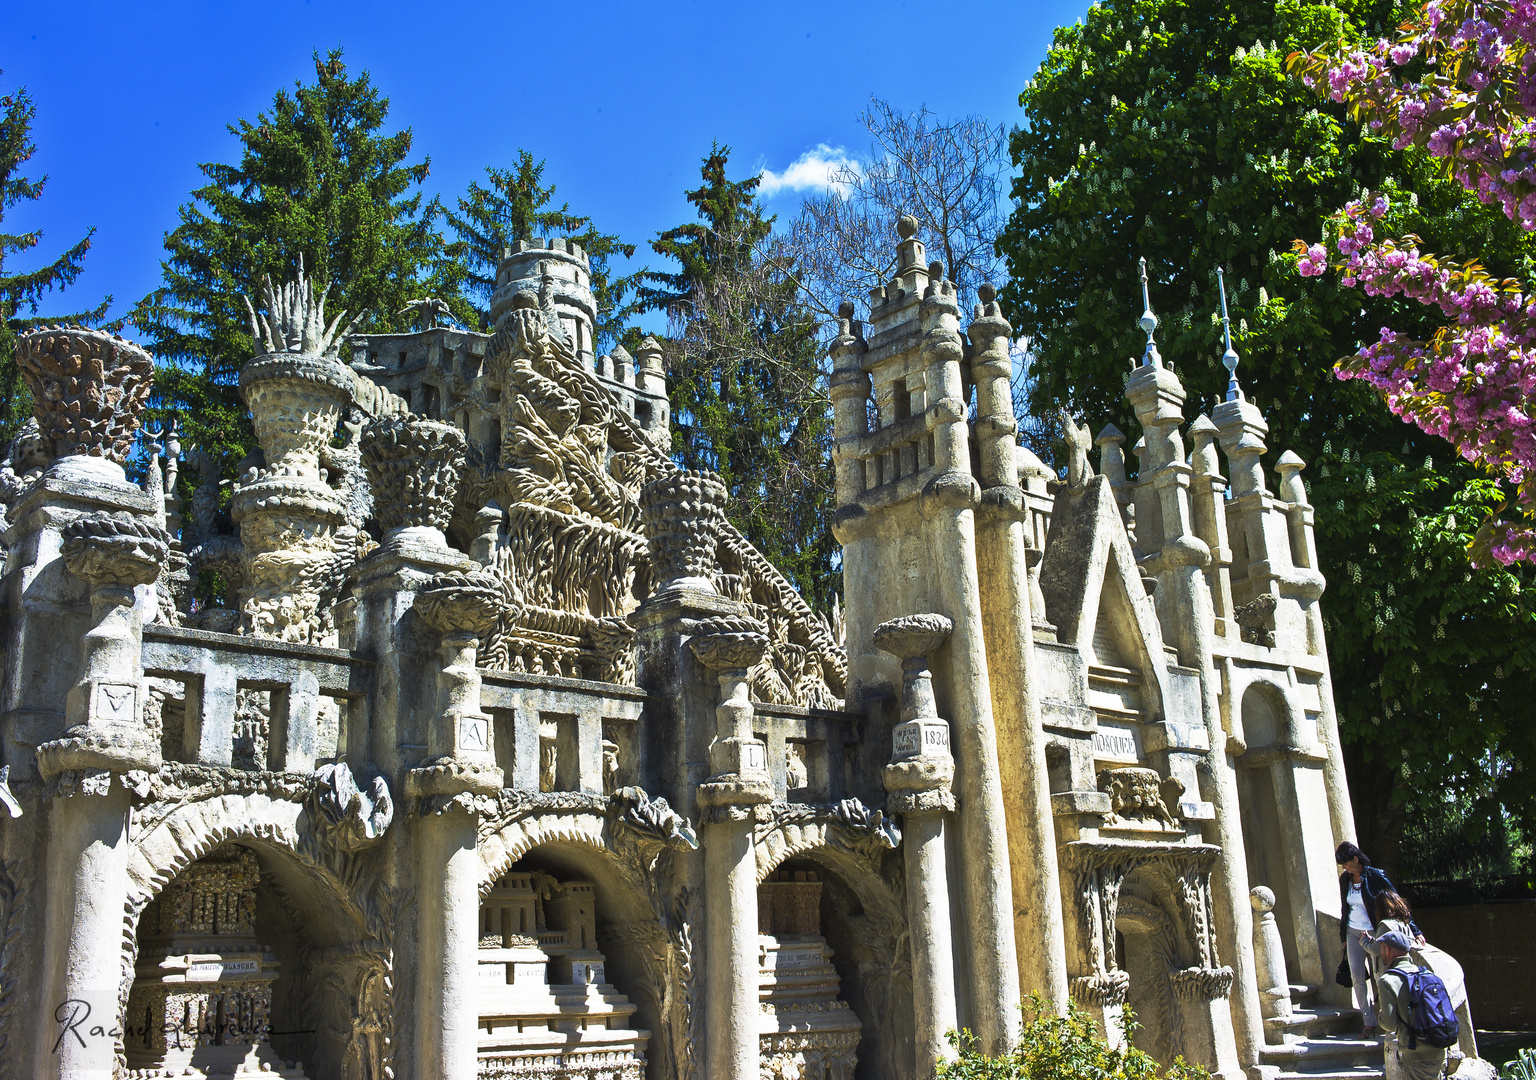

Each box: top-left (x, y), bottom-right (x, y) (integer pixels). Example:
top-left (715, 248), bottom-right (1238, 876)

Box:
top-left (0, 220), bottom-right (1357, 1079)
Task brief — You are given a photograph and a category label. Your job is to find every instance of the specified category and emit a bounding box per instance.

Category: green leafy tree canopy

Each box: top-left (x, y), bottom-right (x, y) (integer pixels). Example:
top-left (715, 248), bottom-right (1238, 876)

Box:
top-left (997, 0), bottom-right (1536, 870)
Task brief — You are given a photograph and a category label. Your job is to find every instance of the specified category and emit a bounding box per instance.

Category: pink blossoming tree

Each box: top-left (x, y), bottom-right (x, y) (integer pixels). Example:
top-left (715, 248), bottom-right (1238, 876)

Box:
top-left (1291, 0), bottom-right (1536, 565)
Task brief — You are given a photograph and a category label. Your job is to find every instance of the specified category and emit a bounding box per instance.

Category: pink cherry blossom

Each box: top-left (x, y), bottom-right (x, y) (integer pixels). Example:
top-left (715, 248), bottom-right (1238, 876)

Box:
top-left (1292, 0), bottom-right (1536, 564)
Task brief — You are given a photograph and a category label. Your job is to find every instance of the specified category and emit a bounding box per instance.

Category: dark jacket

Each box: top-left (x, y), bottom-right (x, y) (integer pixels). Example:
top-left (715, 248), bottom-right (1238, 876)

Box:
top-left (1339, 865), bottom-right (1398, 941)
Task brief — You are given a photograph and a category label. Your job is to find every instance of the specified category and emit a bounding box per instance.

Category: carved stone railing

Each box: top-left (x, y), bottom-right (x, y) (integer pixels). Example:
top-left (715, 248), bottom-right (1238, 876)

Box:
top-left (140, 625), bottom-right (371, 773)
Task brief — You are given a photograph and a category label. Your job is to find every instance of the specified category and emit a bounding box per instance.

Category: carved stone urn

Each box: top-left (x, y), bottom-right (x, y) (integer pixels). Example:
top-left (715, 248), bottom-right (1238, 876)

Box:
top-left (231, 329), bottom-right (357, 643)
top-left (360, 415), bottom-right (466, 549)
top-left (15, 325), bottom-right (155, 485)
top-left (638, 469), bottom-right (727, 595)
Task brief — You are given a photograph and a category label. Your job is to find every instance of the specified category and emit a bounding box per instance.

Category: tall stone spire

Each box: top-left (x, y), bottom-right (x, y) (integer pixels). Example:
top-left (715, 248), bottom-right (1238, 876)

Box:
top-left (1217, 267), bottom-right (1242, 402)
top-left (1138, 256), bottom-right (1162, 368)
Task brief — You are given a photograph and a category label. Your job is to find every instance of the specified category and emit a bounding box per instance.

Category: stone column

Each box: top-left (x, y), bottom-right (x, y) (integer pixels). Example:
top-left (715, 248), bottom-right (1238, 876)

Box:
top-left (1275, 452), bottom-right (1354, 851)
top-left (967, 285), bottom-right (1070, 1012)
top-left (918, 268), bottom-right (1021, 1052)
top-left (877, 614), bottom-right (961, 1076)
top-left (691, 617), bottom-right (773, 1080)
top-left (1126, 283), bottom-right (1262, 1076)
top-left (1250, 886), bottom-right (1292, 1045)
top-left (1190, 416), bottom-right (1236, 640)
top-left (406, 571), bottom-right (507, 1080)
top-left (36, 514), bottom-right (168, 1080)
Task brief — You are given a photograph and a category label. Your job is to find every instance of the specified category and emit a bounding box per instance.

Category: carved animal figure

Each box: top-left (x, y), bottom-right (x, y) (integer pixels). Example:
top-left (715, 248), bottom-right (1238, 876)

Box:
top-left (1059, 408), bottom-right (1095, 490)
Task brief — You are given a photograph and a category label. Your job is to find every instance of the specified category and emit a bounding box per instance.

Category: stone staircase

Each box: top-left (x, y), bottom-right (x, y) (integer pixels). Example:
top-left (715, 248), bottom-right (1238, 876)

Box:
top-left (1259, 983), bottom-right (1386, 1080)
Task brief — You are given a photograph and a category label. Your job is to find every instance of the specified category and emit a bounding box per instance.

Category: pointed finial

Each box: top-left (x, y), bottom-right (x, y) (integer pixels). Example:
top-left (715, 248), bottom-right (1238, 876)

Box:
top-left (1138, 257), bottom-right (1161, 368)
top-left (1217, 267), bottom-right (1242, 402)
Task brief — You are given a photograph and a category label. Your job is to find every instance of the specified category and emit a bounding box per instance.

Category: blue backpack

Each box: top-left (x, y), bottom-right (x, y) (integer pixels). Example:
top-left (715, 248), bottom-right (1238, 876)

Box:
top-left (1387, 967), bottom-right (1460, 1050)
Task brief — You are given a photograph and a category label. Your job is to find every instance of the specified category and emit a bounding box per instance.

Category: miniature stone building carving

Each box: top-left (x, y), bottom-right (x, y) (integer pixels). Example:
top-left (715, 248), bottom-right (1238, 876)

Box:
top-left (0, 221), bottom-right (1362, 1080)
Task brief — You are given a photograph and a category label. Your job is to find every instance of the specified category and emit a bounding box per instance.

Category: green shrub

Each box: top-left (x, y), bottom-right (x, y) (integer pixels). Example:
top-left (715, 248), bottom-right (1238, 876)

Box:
top-left (938, 994), bottom-right (1212, 1080)
top-left (1501, 1047), bottom-right (1536, 1080)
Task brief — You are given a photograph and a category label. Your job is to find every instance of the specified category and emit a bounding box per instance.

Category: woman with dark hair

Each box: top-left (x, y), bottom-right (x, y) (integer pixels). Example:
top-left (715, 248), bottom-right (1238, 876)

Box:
top-left (1337, 841), bottom-right (1401, 1036)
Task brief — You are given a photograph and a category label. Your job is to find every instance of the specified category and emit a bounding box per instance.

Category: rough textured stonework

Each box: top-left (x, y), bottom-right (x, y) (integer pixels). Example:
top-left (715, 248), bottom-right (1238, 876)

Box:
top-left (0, 222), bottom-right (1426, 1080)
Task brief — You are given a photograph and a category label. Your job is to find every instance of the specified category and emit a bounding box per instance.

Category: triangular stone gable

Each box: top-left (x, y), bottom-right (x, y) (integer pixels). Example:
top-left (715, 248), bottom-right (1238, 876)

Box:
top-left (1039, 475), bottom-right (1173, 721)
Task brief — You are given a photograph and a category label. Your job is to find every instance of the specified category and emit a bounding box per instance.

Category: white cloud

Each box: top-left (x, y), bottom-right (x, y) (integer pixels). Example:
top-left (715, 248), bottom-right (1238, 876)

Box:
top-left (757, 144), bottom-right (860, 198)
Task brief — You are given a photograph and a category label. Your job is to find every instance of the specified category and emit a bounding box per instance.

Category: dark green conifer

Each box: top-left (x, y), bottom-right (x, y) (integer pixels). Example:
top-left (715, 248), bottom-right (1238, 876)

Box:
top-left (0, 78), bottom-right (112, 448)
top-left (132, 49), bottom-right (470, 470)
top-left (445, 151), bottom-right (635, 348)
top-left (636, 145), bottom-right (837, 608)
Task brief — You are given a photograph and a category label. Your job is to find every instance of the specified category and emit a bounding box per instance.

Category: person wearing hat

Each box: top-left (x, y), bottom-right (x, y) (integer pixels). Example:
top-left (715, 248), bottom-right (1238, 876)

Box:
top-left (1376, 929), bottom-right (1449, 1080)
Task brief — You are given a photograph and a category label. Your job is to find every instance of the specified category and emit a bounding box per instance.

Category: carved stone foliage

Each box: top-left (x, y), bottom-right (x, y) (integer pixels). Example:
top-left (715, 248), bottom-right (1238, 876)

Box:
top-left (1061, 840), bottom-right (1232, 1011)
top-left (754, 798), bottom-right (902, 868)
top-left (1097, 767), bottom-right (1180, 829)
top-left (359, 415), bottom-right (464, 534)
top-left (15, 325), bottom-right (154, 462)
top-left (639, 470), bottom-right (727, 592)
top-left (308, 763), bottom-right (393, 852)
top-left (61, 513), bottom-right (171, 590)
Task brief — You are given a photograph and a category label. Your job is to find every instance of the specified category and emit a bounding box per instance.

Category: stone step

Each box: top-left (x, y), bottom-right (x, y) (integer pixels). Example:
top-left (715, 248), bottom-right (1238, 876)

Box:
top-left (1260, 1036), bottom-right (1384, 1073)
top-left (1275, 1066), bottom-right (1385, 1080)
top-left (1281, 1006), bottom-right (1366, 1039)
top-left (1289, 983), bottom-right (1322, 1007)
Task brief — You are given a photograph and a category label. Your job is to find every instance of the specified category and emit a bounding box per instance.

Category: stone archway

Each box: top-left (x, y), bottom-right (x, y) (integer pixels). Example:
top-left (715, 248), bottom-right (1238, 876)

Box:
top-left (477, 803), bottom-right (684, 1080)
top-left (755, 834), bottom-right (912, 1080)
top-left (122, 790), bottom-right (385, 1080)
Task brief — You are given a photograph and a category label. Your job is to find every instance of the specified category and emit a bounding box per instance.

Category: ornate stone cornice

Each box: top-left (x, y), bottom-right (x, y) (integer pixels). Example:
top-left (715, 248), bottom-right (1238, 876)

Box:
top-left (61, 513), bottom-right (170, 591)
top-left (414, 570), bottom-right (509, 639)
top-left (689, 614), bottom-right (769, 673)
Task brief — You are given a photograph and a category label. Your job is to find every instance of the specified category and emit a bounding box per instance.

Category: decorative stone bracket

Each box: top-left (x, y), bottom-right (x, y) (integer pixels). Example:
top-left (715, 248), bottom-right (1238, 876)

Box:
top-left (691, 615), bottom-right (774, 811)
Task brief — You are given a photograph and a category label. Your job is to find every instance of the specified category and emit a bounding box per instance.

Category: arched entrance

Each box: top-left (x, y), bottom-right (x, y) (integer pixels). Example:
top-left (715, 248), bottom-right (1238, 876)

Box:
top-left (755, 839), bottom-right (911, 1080)
top-left (119, 791), bottom-right (381, 1079)
top-left (477, 810), bottom-right (681, 1080)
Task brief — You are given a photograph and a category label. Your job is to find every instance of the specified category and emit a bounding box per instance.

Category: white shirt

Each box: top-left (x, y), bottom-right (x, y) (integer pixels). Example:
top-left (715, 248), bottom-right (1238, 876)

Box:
top-left (1347, 881), bottom-right (1373, 931)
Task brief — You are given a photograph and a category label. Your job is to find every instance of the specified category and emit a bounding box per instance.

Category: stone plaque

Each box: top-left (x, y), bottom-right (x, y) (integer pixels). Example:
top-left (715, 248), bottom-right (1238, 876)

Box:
top-left (743, 741), bottom-right (766, 771)
top-left (892, 720), bottom-right (950, 761)
top-left (185, 958), bottom-right (260, 982)
top-left (1092, 721), bottom-right (1141, 763)
top-left (459, 713), bottom-right (490, 752)
top-left (94, 682), bottom-right (137, 723)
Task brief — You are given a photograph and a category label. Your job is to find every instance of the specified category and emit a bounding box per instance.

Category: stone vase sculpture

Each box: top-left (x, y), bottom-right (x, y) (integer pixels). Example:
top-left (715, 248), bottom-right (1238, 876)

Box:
top-left (15, 325), bottom-right (155, 485)
top-left (639, 469), bottom-right (727, 595)
top-left (361, 415), bottom-right (467, 550)
top-left (232, 270), bottom-right (360, 643)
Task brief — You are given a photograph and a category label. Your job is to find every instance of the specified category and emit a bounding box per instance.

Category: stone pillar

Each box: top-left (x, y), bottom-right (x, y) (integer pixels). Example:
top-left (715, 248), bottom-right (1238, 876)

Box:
top-left (917, 266), bottom-right (1022, 1053)
top-left (36, 513), bottom-right (168, 1080)
top-left (406, 571), bottom-right (507, 1080)
top-left (1250, 886), bottom-right (1292, 1045)
top-left (877, 614), bottom-right (960, 1076)
top-left (1275, 452), bottom-right (1354, 851)
top-left (691, 617), bottom-right (773, 1080)
top-left (1190, 416), bottom-right (1236, 641)
top-left (1126, 284), bottom-right (1262, 1076)
top-left (967, 285), bottom-right (1070, 1012)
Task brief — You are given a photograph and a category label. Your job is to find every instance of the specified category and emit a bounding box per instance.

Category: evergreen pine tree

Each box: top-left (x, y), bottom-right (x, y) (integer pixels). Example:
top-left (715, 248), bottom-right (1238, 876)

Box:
top-left (132, 50), bottom-right (471, 470)
top-left (446, 150), bottom-right (635, 348)
top-left (636, 145), bottom-right (838, 608)
top-left (0, 78), bottom-right (112, 448)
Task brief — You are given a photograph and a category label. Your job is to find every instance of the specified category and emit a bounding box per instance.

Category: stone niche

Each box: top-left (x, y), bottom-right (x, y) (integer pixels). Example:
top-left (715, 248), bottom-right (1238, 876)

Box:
top-left (124, 846), bottom-right (307, 1079)
top-left (758, 869), bottom-right (862, 1080)
top-left (476, 870), bottom-right (648, 1079)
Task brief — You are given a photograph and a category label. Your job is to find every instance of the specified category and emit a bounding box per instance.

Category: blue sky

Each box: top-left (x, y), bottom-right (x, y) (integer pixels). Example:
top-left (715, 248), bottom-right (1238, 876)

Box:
top-left (2, 0), bottom-right (1091, 334)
